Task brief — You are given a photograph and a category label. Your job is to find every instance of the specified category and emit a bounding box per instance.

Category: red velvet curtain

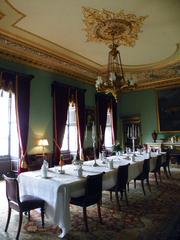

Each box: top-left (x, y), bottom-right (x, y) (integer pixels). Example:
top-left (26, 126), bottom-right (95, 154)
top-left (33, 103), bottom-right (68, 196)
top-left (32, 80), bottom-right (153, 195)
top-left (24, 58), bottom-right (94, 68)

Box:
top-left (52, 82), bottom-right (69, 165)
top-left (16, 75), bottom-right (32, 173)
top-left (96, 93), bottom-right (109, 150)
top-left (0, 69), bottom-right (32, 174)
top-left (96, 93), bottom-right (117, 150)
top-left (75, 89), bottom-right (85, 159)
top-left (110, 98), bottom-right (117, 145)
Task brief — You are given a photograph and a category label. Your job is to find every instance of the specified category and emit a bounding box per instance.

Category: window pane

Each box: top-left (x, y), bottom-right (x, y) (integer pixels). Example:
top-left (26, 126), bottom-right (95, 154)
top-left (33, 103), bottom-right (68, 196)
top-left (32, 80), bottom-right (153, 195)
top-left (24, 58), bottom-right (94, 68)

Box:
top-left (10, 94), bottom-right (19, 157)
top-left (69, 108), bottom-right (76, 124)
top-left (105, 127), bottom-right (113, 148)
top-left (0, 139), bottom-right (8, 155)
top-left (0, 91), bottom-right (9, 156)
top-left (69, 126), bottom-right (77, 151)
top-left (61, 104), bottom-right (78, 153)
top-left (61, 126), bottom-right (68, 151)
top-left (10, 123), bottom-right (19, 157)
top-left (0, 91), bottom-right (19, 157)
top-left (104, 109), bottom-right (113, 148)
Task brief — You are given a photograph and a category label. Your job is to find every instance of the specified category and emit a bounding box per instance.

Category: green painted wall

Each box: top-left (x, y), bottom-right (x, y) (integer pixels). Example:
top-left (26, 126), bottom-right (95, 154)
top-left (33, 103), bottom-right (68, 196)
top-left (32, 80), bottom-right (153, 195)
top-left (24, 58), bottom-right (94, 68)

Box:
top-left (118, 89), bottom-right (180, 145)
top-left (1, 59), bottom-right (179, 154)
top-left (0, 59), bottom-right (96, 154)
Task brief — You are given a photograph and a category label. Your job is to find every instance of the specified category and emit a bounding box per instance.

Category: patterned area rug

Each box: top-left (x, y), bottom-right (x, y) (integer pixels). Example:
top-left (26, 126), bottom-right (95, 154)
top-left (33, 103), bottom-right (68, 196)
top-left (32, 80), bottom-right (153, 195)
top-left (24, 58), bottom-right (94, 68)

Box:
top-left (0, 167), bottom-right (180, 240)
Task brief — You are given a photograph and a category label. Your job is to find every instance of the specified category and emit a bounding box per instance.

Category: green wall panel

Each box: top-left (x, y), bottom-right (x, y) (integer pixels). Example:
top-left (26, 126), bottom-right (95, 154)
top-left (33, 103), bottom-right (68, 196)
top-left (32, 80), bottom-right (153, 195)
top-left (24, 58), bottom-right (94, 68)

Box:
top-left (1, 59), bottom-right (179, 153)
top-left (118, 89), bottom-right (180, 145)
top-left (0, 59), bottom-right (96, 154)
top-left (118, 90), bottom-right (157, 144)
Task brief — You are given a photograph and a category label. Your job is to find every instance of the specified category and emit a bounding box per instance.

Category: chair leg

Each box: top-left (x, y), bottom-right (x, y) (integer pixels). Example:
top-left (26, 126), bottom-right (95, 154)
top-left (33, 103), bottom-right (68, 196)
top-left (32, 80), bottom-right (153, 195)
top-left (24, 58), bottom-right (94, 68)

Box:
top-left (16, 212), bottom-right (23, 240)
top-left (146, 177), bottom-right (151, 192)
top-left (154, 172), bottom-right (158, 185)
top-left (41, 207), bottom-right (45, 228)
top-left (115, 191), bottom-right (121, 210)
top-left (141, 180), bottom-right (146, 196)
top-left (83, 207), bottom-right (89, 232)
top-left (124, 190), bottom-right (129, 206)
top-left (97, 202), bottom-right (102, 224)
top-left (168, 165), bottom-right (171, 176)
top-left (120, 190), bottom-right (123, 200)
top-left (109, 191), bottom-right (112, 201)
top-left (158, 170), bottom-right (162, 182)
top-left (163, 166), bottom-right (169, 178)
top-left (134, 180), bottom-right (136, 189)
top-left (127, 182), bottom-right (130, 192)
top-left (5, 206), bottom-right (11, 232)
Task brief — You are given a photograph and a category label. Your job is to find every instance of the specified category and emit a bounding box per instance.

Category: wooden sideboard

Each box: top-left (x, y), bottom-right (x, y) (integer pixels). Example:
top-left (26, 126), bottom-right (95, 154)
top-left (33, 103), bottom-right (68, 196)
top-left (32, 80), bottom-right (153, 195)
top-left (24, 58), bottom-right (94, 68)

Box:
top-left (146, 142), bottom-right (180, 150)
top-left (146, 142), bottom-right (180, 165)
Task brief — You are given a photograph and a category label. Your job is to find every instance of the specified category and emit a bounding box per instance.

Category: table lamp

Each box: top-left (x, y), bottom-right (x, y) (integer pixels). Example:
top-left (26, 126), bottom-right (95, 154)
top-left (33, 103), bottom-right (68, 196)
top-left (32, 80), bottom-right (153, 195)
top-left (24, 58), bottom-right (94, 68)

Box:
top-left (38, 138), bottom-right (49, 159)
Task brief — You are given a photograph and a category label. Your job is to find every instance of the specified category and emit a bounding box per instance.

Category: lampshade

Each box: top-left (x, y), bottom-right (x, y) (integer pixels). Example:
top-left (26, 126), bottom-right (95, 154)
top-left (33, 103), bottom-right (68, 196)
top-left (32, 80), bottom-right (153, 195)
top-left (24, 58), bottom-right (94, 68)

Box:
top-left (38, 139), bottom-right (49, 147)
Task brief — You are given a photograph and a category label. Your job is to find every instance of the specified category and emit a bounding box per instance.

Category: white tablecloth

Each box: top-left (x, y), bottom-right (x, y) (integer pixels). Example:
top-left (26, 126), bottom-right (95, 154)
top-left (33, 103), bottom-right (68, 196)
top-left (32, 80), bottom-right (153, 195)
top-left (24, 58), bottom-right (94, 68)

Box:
top-left (18, 154), bottom-right (162, 238)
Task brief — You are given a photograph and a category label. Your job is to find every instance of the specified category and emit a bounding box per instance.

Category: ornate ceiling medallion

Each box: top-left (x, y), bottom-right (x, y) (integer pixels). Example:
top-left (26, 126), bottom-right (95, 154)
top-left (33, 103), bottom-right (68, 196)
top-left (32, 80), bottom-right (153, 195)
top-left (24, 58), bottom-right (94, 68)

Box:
top-left (82, 7), bottom-right (147, 47)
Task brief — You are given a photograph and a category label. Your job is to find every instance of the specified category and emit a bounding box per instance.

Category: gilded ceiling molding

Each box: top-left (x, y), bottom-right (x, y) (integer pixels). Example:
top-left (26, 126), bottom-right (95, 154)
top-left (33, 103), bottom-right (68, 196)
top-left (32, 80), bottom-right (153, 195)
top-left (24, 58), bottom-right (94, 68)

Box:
top-left (0, 34), bottom-right (97, 84)
top-left (0, 34), bottom-right (179, 90)
top-left (82, 7), bottom-right (147, 47)
top-left (0, 11), bottom-right (5, 20)
top-left (135, 77), bottom-right (180, 91)
top-left (1, 0), bottom-right (100, 70)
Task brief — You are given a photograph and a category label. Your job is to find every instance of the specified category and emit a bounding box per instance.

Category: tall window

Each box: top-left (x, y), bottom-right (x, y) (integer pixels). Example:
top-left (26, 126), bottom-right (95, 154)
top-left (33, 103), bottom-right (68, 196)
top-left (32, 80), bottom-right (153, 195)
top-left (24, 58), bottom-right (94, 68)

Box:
top-left (0, 90), bottom-right (19, 158)
top-left (61, 102), bottom-right (78, 153)
top-left (104, 108), bottom-right (113, 148)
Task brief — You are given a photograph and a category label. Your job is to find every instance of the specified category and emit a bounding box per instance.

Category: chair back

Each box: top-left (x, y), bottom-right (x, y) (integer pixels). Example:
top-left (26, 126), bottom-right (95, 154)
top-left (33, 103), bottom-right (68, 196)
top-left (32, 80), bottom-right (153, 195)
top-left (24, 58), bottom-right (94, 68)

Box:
top-left (3, 174), bottom-right (21, 205)
top-left (84, 172), bottom-right (104, 205)
top-left (155, 155), bottom-right (162, 170)
top-left (116, 164), bottom-right (129, 191)
top-left (142, 158), bottom-right (150, 177)
top-left (165, 151), bottom-right (170, 165)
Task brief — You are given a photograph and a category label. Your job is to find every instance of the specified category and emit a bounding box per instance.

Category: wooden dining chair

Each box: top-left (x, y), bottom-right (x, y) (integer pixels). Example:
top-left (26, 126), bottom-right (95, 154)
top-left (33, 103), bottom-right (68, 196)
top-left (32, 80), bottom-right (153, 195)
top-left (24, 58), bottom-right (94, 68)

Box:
top-left (3, 174), bottom-right (45, 240)
top-left (161, 151), bottom-right (171, 178)
top-left (70, 172), bottom-right (104, 232)
top-left (150, 155), bottom-right (162, 184)
top-left (134, 158), bottom-right (151, 195)
top-left (106, 164), bottom-right (130, 210)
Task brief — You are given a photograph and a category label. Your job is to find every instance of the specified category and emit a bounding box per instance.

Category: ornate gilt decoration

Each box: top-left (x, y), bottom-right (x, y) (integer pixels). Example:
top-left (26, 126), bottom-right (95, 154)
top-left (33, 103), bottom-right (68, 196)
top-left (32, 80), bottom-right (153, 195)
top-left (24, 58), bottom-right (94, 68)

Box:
top-left (82, 7), bottom-right (147, 47)
top-left (0, 34), bottom-right (179, 91)
top-left (82, 7), bottom-right (147, 100)
top-left (0, 34), bottom-right (97, 83)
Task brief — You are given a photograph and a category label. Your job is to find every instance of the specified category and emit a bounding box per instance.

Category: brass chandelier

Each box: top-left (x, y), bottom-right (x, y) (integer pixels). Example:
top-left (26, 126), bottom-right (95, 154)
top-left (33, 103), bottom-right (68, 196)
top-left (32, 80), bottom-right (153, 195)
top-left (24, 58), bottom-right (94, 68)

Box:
top-left (95, 36), bottom-right (135, 101)
top-left (82, 7), bottom-right (147, 101)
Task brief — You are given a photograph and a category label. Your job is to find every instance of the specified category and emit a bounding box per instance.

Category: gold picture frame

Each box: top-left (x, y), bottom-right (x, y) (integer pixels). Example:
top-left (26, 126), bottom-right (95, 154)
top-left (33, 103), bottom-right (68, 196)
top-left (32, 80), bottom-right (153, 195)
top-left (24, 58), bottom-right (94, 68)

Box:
top-left (157, 87), bottom-right (180, 133)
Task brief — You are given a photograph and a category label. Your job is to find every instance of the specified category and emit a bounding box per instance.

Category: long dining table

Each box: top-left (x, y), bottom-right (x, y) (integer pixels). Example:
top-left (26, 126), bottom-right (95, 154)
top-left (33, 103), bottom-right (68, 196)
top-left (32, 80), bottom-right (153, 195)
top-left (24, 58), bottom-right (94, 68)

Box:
top-left (18, 152), bottom-right (166, 238)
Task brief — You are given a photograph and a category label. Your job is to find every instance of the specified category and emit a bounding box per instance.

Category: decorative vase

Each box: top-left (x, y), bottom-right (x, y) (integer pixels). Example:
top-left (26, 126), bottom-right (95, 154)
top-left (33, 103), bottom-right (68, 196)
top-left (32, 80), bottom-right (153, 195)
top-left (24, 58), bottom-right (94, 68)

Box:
top-left (152, 130), bottom-right (158, 143)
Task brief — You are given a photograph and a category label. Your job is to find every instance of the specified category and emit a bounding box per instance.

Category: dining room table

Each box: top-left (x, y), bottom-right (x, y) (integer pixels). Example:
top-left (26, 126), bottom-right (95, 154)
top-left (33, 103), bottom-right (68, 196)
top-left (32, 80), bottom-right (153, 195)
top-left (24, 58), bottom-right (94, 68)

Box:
top-left (18, 152), bottom-right (166, 238)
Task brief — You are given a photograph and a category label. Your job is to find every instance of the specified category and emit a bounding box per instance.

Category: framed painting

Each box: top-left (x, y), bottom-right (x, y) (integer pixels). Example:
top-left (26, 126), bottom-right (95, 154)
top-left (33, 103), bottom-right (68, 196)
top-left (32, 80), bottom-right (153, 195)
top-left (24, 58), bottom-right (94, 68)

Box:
top-left (85, 107), bottom-right (96, 130)
top-left (157, 87), bottom-right (180, 132)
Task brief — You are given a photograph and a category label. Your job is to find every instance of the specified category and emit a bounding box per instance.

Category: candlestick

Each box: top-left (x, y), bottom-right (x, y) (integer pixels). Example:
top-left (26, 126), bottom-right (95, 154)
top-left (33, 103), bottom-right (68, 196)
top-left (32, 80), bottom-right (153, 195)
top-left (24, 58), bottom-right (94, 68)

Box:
top-left (54, 138), bottom-right (65, 174)
top-left (91, 126), bottom-right (99, 167)
top-left (128, 125), bottom-right (137, 154)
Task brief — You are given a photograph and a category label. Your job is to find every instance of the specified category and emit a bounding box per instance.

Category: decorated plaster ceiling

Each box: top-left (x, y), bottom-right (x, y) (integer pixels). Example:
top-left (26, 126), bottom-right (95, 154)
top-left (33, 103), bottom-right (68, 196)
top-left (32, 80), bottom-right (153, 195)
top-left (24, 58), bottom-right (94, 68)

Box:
top-left (0, 0), bottom-right (180, 90)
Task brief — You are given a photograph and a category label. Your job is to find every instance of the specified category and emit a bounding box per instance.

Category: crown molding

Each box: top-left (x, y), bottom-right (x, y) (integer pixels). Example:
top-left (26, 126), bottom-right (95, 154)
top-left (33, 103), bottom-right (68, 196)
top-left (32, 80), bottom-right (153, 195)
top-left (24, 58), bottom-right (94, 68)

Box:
top-left (0, 34), bottom-right (97, 84)
top-left (0, 34), bottom-right (179, 91)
